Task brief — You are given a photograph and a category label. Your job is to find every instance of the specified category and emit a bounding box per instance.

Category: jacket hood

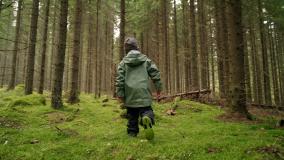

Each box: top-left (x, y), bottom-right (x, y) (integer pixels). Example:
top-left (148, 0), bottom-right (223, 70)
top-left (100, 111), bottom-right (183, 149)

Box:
top-left (123, 50), bottom-right (147, 66)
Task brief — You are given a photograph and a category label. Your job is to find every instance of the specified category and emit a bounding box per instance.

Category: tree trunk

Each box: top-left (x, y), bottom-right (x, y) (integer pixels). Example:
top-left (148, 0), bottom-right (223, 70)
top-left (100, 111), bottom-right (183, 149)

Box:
top-left (68, 0), bottom-right (82, 103)
top-left (51, 0), bottom-right (68, 109)
top-left (7, 0), bottom-right (22, 90)
top-left (173, 0), bottom-right (180, 93)
top-left (86, 0), bottom-right (94, 93)
top-left (198, 0), bottom-right (209, 90)
top-left (222, 1), bottom-right (230, 98)
top-left (226, 0), bottom-right (249, 116)
top-left (257, 0), bottom-right (271, 105)
top-left (95, 0), bottom-right (101, 97)
top-left (214, 0), bottom-right (225, 97)
top-left (0, 0), bottom-right (2, 15)
top-left (269, 26), bottom-right (280, 106)
top-left (243, 30), bottom-right (252, 102)
top-left (0, 55), bottom-right (7, 87)
top-left (278, 32), bottom-right (284, 107)
top-left (161, 0), bottom-right (170, 93)
top-left (209, 14), bottom-right (215, 92)
top-left (274, 28), bottom-right (283, 106)
top-left (49, 0), bottom-right (58, 90)
top-left (38, 0), bottom-right (50, 94)
top-left (24, 0), bottom-right (39, 95)
top-left (182, 0), bottom-right (191, 92)
top-left (190, 0), bottom-right (199, 91)
top-left (119, 0), bottom-right (125, 60)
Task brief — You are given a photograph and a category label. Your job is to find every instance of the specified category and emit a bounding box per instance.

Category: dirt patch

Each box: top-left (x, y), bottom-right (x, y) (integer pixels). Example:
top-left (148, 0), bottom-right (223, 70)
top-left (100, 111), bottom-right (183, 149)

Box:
top-left (45, 112), bottom-right (67, 124)
top-left (166, 109), bottom-right (177, 116)
top-left (247, 145), bottom-right (284, 159)
top-left (217, 106), bottom-right (284, 125)
top-left (248, 106), bottom-right (284, 120)
top-left (55, 126), bottom-right (79, 137)
top-left (189, 107), bottom-right (202, 113)
top-left (206, 147), bottom-right (222, 154)
top-left (217, 112), bottom-right (260, 124)
top-left (0, 117), bottom-right (21, 129)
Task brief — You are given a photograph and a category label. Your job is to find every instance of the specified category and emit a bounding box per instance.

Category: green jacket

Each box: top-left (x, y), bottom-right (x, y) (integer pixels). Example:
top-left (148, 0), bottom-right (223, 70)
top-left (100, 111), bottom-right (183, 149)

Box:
top-left (115, 50), bottom-right (162, 107)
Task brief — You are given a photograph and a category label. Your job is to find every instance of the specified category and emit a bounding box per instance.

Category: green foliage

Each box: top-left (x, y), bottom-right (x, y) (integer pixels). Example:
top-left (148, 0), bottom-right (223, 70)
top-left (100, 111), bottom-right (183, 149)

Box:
top-left (263, 0), bottom-right (284, 29)
top-left (126, 0), bottom-right (161, 33)
top-left (0, 91), bottom-right (283, 160)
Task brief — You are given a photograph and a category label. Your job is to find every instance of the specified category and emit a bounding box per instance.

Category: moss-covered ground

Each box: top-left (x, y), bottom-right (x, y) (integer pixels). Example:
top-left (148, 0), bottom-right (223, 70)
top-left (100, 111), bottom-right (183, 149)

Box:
top-left (0, 87), bottom-right (283, 160)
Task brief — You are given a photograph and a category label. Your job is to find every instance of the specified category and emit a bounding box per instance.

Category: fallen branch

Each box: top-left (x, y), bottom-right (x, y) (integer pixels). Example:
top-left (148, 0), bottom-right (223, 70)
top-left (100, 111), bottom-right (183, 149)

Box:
top-left (55, 126), bottom-right (63, 132)
top-left (249, 103), bottom-right (284, 111)
top-left (156, 89), bottom-right (211, 102)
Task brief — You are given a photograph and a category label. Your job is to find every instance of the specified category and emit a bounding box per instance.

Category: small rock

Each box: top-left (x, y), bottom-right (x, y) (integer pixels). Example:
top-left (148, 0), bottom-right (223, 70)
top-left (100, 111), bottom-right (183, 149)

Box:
top-left (30, 139), bottom-right (39, 144)
top-left (102, 98), bottom-right (109, 103)
top-left (4, 140), bottom-right (8, 145)
top-left (166, 109), bottom-right (176, 116)
top-left (101, 95), bottom-right (109, 103)
top-left (126, 155), bottom-right (135, 160)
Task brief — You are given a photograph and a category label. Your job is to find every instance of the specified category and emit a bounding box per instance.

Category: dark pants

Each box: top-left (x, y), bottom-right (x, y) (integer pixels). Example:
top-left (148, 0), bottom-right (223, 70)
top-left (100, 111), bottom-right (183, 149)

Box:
top-left (126, 106), bottom-right (155, 134)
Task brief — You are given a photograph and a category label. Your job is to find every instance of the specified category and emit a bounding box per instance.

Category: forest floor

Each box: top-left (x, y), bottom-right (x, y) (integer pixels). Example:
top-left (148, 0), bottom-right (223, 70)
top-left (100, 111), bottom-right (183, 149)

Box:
top-left (0, 86), bottom-right (284, 160)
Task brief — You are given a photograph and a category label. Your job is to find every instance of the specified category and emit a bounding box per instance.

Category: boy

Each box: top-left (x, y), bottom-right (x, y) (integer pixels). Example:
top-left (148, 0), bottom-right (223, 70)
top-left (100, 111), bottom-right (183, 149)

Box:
top-left (115, 37), bottom-right (162, 140)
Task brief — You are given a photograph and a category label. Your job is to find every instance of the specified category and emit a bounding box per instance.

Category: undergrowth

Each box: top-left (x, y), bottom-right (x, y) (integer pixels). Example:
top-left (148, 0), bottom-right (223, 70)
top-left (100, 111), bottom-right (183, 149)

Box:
top-left (0, 85), bottom-right (283, 160)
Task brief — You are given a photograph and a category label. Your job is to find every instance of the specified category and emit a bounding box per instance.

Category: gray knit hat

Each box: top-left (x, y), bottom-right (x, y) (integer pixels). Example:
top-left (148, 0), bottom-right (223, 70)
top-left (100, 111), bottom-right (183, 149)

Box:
top-left (124, 37), bottom-right (138, 48)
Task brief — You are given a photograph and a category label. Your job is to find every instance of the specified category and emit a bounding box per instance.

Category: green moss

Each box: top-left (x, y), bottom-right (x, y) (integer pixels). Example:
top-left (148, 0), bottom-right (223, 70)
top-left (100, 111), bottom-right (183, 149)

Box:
top-left (0, 92), bottom-right (283, 160)
top-left (14, 84), bottom-right (25, 92)
top-left (7, 94), bottom-right (46, 108)
top-left (2, 97), bottom-right (13, 102)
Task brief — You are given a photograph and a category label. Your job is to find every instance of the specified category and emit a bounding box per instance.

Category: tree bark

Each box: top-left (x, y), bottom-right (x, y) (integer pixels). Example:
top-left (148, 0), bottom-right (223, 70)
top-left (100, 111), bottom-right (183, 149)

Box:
top-left (190, 0), bottom-right (199, 91)
top-left (173, 0), bottom-right (180, 93)
top-left (208, 13), bottom-right (215, 93)
top-left (269, 26), bottom-right (280, 106)
top-left (49, 0), bottom-right (58, 91)
top-left (0, 55), bottom-right (7, 87)
top-left (278, 32), bottom-right (284, 107)
top-left (7, 0), bottom-right (22, 90)
top-left (38, 0), bottom-right (50, 94)
top-left (68, 0), bottom-right (82, 103)
top-left (0, 0), bottom-right (2, 16)
top-left (214, 0), bottom-right (225, 97)
top-left (198, 0), bottom-right (209, 90)
top-left (182, 0), bottom-right (191, 92)
top-left (95, 0), bottom-right (101, 97)
top-left (274, 28), bottom-right (283, 106)
top-left (119, 0), bottom-right (125, 60)
top-left (226, 0), bottom-right (249, 116)
top-left (161, 0), bottom-right (170, 93)
top-left (243, 30), bottom-right (252, 102)
top-left (86, 0), bottom-right (94, 93)
top-left (51, 0), bottom-right (68, 109)
top-left (257, 0), bottom-right (271, 105)
top-left (24, 0), bottom-right (39, 95)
